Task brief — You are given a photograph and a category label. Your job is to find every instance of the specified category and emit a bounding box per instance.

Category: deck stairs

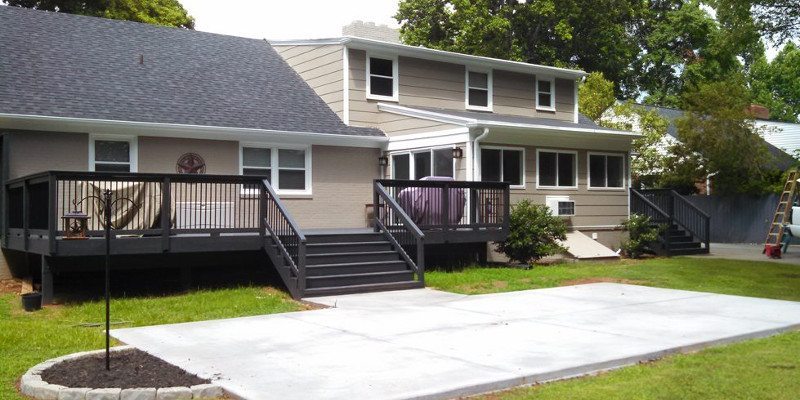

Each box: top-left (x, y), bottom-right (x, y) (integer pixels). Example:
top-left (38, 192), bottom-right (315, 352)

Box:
top-left (659, 224), bottom-right (706, 256)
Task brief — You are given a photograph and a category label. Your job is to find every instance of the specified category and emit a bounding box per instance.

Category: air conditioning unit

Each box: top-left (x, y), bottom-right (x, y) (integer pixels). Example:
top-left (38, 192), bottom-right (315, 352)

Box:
top-left (545, 196), bottom-right (575, 217)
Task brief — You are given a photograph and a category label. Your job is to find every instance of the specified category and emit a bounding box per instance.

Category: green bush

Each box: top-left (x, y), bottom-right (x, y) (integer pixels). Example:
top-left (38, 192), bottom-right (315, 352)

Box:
top-left (620, 213), bottom-right (661, 258)
top-left (495, 199), bottom-right (568, 265)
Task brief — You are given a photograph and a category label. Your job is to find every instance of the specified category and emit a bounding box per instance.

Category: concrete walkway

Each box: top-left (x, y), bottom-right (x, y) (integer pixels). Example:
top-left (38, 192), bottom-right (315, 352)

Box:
top-left (112, 284), bottom-right (800, 400)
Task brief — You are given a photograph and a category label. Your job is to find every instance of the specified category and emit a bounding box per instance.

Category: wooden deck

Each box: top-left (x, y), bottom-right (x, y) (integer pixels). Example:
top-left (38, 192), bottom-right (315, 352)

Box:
top-left (2, 171), bottom-right (510, 301)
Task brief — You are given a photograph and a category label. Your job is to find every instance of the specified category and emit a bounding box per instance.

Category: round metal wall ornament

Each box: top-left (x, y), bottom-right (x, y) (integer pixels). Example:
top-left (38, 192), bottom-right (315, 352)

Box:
top-left (176, 153), bottom-right (206, 174)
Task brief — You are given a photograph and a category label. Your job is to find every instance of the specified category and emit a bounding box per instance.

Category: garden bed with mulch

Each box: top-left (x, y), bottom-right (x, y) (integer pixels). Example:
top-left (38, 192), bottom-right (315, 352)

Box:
top-left (40, 348), bottom-right (208, 389)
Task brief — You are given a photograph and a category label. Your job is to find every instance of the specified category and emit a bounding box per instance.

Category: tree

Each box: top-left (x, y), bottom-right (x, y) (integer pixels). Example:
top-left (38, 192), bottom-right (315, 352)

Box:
top-left (749, 43), bottom-right (800, 122)
top-left (672, 75), bottom-right (775, 195)
top-left (750, 0), bottom-right (800, 45)
top-left (3, 0), bottom-right (195, 29)
top-left (578, 72), bottom-right (616, 122)
top-left (395, 0), bottom-right (643, 97)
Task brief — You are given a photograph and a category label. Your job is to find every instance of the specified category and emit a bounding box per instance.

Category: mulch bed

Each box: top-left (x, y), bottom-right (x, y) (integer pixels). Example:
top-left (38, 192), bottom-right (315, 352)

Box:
top-left (41, 349), bottom-right (208, 389)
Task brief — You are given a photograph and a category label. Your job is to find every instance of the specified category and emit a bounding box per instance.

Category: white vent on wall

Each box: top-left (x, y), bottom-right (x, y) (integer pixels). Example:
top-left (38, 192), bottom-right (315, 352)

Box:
top-left (545, 196), bottom-right (575, 217)
top-left (176, 202), bottom-right (234, 229)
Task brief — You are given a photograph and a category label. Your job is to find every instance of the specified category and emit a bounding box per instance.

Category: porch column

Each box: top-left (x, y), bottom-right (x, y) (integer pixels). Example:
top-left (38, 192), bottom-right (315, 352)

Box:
top-left (41, 255), bottom-right (53, 305)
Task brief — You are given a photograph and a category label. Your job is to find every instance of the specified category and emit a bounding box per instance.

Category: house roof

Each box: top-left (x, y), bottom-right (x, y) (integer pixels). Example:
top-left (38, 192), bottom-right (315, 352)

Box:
top-left (378, 103), bottom-right (637, 137)
top-left (0, 6), bottom-right (382, 137)
top-left (269, 36), bottom-right (587, 80)
top-left (639, 104), bottom-right (796, 170)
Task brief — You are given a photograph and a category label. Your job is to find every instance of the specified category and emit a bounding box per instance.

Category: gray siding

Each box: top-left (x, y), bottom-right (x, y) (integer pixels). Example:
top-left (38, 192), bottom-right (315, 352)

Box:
top-left (274, 44), bottom-right (345, 120)
top-left (8, 131), bottom-right (88, 179)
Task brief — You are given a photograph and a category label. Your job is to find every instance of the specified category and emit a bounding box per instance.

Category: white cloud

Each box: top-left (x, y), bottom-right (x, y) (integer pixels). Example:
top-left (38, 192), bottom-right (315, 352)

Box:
top-left (180, 0), bottom-right (400, 40)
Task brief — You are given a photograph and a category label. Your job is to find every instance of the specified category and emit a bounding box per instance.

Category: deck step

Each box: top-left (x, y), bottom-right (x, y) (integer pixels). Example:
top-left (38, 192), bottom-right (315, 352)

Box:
top-left (305, 233), bottom-right (385, 244)
top-left (306, 260), bottom-right (409, 276)
top-left (305, 270), bottom-right (415, 289)
top-left (306, 241), bottom-right (393, 254)
top-left (303, 280), bottom-right (424, 297)
top-left (305, 251), bottom-right (400, 265)
top-left (670, 247), bottom-right (709, 255)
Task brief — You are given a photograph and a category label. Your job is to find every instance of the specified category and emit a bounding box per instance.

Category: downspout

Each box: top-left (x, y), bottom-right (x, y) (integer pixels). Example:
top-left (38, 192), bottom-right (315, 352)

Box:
top-left (472, 127), bottom-right (490, 181)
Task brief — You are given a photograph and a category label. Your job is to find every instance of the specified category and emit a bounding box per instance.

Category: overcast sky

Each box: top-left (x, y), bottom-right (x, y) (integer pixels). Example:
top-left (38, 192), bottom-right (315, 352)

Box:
top-left (180, 0), bottom-right (400, 40)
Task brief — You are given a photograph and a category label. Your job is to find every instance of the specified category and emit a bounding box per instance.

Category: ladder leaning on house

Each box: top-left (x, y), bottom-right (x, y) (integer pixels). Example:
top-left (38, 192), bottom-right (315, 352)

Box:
top-left (763, 170), bottom-right (799, 258)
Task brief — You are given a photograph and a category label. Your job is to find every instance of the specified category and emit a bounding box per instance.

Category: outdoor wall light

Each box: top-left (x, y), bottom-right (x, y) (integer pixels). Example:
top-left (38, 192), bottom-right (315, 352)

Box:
top-left (378, 155), bottom-right (389, 166)
top-left (452, 147), bottom-right (464, 159)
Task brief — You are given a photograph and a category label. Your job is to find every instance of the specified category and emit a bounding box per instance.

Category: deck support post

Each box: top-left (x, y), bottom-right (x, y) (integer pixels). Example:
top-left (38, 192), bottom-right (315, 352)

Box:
top-left (180, 265), bottom-right (192, 291)
top-left (40, 255), bottom-right (53, 305)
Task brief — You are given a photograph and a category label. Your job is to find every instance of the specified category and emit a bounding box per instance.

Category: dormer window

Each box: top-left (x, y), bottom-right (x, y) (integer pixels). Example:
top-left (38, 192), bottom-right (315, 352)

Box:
top-left (466, 69), bottom-right (492, 111)
top-left (536, 77), bottom-right (555, 111)
top-left (366, 54), bottom-right (398, 101)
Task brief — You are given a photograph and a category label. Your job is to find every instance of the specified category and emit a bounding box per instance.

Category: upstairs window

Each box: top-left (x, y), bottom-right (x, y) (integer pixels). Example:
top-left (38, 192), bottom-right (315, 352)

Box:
top-left (366, 55), bottom-right (398, 101)
top-left (536, 77), bottom-right (555, 111)
top-left (466, 70), bottom-right (492, 111)
top-left (391, 148), bottom-right (454, 180)
top-left (589, 153), bottom-right (625, 189)
top-left (537, 150), bottom-right (576, 189)
top-left (481, 147), bottom-right (524, 187)
top-left (91, 136), bottom-right (136, 172)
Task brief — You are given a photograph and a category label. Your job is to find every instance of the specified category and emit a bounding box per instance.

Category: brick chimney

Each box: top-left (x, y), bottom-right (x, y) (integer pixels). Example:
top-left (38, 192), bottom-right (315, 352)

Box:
top-left (342, 21), bottom-right (400, 43)
top-left (747, 104), bottom-right (770, 120)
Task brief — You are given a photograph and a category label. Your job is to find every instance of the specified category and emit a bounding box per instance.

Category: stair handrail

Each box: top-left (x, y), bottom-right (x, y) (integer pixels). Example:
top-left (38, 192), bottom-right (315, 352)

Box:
top-left (630, 188), bottom-right (673, 251)
top-left (669, 190), bottom-right (711, 250)
top-left (373, 181), bottom-right (425, 284)
top-left (261, 179), bottom-right (306, 295)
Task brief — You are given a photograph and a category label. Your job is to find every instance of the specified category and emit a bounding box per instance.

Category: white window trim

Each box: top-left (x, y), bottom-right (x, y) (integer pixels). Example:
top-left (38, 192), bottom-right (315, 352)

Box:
top-left (535, 76), bottom-right (556, 112)
top-left (480, 145), bottom-right (526, 190)
top-left (365, 53), bottom-right (399, 102)
top-left (536, 148), bottom-right (578, 190)
top-left (239, 143), bottom-right (312, 196)
top-left (89, 134), bottom-right (138, 172)
top-left (389, 145), bottom-right (457, 180)
top-left (587, 152), bottom-right (627, 191)
top-left (465, 68), bottom-right (493, 112)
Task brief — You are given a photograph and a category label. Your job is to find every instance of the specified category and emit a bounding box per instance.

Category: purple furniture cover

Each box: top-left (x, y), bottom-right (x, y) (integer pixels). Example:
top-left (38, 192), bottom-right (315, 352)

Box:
top-left (397, 176), bottom-right (466, 226)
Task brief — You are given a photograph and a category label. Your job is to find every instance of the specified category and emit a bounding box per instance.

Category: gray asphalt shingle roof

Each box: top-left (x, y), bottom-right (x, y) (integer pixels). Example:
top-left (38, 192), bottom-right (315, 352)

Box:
top-left (0, 6), bottom-right (382, 137)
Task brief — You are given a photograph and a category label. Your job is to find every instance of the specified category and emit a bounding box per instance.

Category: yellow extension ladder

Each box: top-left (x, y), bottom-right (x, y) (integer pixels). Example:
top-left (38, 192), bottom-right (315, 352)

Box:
top-left (764, 170), bottom-right (799, 256)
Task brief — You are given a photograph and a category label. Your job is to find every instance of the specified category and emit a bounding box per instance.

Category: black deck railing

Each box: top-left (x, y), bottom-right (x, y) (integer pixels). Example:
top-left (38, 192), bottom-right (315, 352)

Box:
top-left (631, 188), bottom-right (711, 252)
top-left (373, 181), bottom-right (425, 283)
top-left (4, 171), bottom-right (276, 252)
top-left (261, 179), bottom-right (306, 297)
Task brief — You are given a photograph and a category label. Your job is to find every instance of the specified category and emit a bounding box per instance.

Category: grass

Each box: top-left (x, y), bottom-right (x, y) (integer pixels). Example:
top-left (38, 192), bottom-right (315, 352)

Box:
top-left (426, 257), bottom-right (800, 400)
top-left (0, 286), bottom-right (304, 400)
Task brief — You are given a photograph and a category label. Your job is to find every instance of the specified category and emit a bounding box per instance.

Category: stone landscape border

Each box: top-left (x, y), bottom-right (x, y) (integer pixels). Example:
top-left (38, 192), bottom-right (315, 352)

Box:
top-left (19, 346), bottom-right (224, 400)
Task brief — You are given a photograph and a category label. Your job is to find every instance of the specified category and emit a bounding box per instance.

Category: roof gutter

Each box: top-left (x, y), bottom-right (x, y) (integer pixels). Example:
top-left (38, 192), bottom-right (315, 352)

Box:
top-left (0, 113), bottom-right (388, 148)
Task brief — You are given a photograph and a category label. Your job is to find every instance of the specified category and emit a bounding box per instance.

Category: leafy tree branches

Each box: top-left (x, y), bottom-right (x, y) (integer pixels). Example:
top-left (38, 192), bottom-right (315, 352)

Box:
top-left (3, 0), bottom-right (195, 29)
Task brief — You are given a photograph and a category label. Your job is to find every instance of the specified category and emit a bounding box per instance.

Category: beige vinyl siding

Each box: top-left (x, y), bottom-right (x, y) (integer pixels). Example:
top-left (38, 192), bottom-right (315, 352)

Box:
top-left (8, 131), bottom-right (88, 179)
top-left (483, 143), bottom-right (629, 230)
top-left (138, 137), bottom-right (238, 174)
top-left (274, 44), bottom-right (345, 120)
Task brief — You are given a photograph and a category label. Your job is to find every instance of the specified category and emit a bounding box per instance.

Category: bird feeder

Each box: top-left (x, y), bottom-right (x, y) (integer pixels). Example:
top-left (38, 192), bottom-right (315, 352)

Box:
top-left (62, 210), bottom-right (90, 240)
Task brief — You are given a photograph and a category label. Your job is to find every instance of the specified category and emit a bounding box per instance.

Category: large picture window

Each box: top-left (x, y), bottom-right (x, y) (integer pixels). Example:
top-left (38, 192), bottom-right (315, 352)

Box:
top-left (91, 136), bottom-right (136, 172)
top-left (241, 145), bottom-right (311, 194)
top-left (537, 150), bottom-right (576, 188)
top-left (589, 153), bottom-right (625, 189)
top-left (366, 55), bottom-right (398, 101)
top-left (466, 70), bottom-right (492, 111)
top-left (391, 148), bottom-right (454, 180)
top-left (481, 147), bottom-right (524, 187)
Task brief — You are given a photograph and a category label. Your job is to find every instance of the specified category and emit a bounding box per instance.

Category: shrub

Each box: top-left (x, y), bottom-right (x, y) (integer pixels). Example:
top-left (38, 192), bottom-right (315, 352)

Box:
top-left (620, 213), bottom-right (661, 258)
top-left (495, 199), bottom-right (568, 265)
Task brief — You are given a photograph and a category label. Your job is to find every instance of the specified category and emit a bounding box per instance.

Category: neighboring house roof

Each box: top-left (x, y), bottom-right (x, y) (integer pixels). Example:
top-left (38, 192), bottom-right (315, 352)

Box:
top-left (757, 120), bottom-right (800, 157)
top-left (270, 36), bottom-right (586, 80)
top-left (0, 6), bottom-right (382, 137)
top-left (379, 103), bottom-right (637, 137)
top-left (638, 104), bottom-right (796, 170)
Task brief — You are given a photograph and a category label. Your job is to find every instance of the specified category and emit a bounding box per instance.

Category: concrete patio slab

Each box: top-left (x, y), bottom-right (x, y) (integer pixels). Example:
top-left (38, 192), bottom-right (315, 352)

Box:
top-left (112, 284), bottom-right (800, 400)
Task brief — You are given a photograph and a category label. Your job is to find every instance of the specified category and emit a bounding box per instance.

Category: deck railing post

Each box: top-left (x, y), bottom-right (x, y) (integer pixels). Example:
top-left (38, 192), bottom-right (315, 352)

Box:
top-left (372, 181), bottom-right (380, 232)
top-left (416, 236), bottom-right (425, 285)
top-left (3, 183), bottom-right (8, 247)
top-left (47, 174), bottom-right (57, 255)
top-left (502, 183), bottom-right (510, 231)
top-left (298, 241), bottom-right (306, 295)
top-left (259, 181), bottom-right (266, 246)
top-left (161, 177), bottom-right (171, 252)
top-left (22, 179), bottom-right (29, 251)
top-left (441, 181), bottom-right (450, 233)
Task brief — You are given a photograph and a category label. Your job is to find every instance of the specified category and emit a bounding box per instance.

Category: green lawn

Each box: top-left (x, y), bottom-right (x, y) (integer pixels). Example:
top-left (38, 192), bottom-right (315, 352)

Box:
top-left (427, 257), bottom-right (800, 400)
top-left (0, 286), bottom-right (303, 400)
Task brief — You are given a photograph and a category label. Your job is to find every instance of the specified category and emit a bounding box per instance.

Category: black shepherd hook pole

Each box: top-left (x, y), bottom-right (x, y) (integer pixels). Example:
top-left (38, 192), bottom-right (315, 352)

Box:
top-left (103, 189), bottom-right (112, 371)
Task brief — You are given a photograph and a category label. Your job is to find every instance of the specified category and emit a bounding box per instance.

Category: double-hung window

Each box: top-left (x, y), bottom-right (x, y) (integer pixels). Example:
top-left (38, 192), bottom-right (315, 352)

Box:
top-left (588, 153), bottom-right (625, 189)
top-left (391, 148), bottom-right (454, 180)
top-left (466, 70), bottom-right (492, 111)
top-left (366, 55), bottom-right (398, 101)
top-left (480, 147), bottom-right (524, 187)
top-left (536, 77), bottom-right (555, 111)
top-left (241, 145), bottom-right (311, 194)
top-left (91, 136), bottom-right (136, 172)
top-left (537, 150), bottom-right (577, 189)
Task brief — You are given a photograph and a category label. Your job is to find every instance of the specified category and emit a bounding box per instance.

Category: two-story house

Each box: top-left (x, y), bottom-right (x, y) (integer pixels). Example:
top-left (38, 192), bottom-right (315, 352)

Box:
top-left (271, 31), bottom-right (638, 254)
